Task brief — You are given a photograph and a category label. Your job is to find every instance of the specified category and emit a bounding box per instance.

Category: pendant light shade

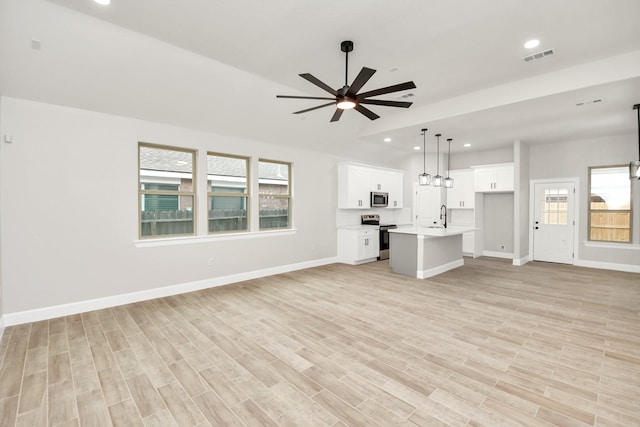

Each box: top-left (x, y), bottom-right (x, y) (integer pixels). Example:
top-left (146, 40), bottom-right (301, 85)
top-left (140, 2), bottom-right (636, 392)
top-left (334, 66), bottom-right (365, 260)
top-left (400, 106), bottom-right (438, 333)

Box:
top-left (419, 128), bottom-right (431, 185)
top-left (433, 134), bottom-right (443, 187)
top-left (630, 104), bottom-right (640, 180)
top-left (444, 138), bottom-right (454, 188)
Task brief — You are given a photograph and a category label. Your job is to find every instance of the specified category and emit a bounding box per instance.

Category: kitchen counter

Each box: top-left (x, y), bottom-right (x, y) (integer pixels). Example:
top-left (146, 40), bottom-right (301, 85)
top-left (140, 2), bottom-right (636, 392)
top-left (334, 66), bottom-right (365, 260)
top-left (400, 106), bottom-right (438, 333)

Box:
top-left (388, 226), bottom-right (476, 279)
top-left (389, 225), bottom-right (476, 236)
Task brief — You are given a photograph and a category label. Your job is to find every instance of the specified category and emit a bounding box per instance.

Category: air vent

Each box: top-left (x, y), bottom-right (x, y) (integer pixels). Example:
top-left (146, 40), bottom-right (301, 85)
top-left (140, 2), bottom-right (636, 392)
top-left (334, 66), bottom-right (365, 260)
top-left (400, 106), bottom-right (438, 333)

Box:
top-left (397, 93), bottom-right (415, 99)
top-left (522, 48), bottom-right (554, 63)
top-left (576, 99), bottom-right (603, 107)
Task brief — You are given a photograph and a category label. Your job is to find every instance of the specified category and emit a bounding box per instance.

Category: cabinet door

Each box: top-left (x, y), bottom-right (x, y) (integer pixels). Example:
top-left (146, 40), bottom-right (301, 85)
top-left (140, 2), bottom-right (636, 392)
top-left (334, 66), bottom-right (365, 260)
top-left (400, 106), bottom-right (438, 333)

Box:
top-left (357, 230), bottom-right (379, 260)
top-left (474, 167), bottom-right (495, 192)
top-left (494, 164), bottom-right (514, 191)
top-left (460, 169), bottom-right (475, 208)
top-left (415, 185), bottom-right (444, 226)
top-left (446, 170), bottom-right (465, 208)
top-left (338, 165), bottom-right (371, 208)
top-left (386, 171), bottom-right (404, 209)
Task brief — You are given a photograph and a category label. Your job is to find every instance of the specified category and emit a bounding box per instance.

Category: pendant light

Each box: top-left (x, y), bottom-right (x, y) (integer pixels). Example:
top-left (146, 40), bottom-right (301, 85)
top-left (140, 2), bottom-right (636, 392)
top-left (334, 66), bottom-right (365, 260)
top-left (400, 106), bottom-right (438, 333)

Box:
top-left (444, 138), bottom-right (454, 188)
top-left (418, 128), bottom-right (431, 185)
top-left (433, 134), bottom-right (443, 187)
top-left (630, 103), bottom-right (640, 180)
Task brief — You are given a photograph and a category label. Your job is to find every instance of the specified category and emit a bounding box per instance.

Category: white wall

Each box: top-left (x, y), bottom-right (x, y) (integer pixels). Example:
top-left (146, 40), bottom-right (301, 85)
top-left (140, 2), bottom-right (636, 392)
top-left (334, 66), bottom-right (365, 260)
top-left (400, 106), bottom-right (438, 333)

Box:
top-left (0, 97), bottom-right (344, 321)
top-left (529, 134), bottom-right (640, 269)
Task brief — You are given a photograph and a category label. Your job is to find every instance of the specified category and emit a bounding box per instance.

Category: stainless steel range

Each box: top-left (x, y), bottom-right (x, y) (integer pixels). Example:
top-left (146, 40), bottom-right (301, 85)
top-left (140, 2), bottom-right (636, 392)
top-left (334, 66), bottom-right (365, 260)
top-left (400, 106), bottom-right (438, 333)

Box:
top-left (361, 214), bottom-right (397, 260)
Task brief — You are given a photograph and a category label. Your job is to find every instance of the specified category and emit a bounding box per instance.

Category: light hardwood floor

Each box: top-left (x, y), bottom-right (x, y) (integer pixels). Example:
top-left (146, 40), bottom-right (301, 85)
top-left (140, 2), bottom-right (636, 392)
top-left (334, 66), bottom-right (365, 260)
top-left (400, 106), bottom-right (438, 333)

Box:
top-left (0, 257), bottom-right (639, 426)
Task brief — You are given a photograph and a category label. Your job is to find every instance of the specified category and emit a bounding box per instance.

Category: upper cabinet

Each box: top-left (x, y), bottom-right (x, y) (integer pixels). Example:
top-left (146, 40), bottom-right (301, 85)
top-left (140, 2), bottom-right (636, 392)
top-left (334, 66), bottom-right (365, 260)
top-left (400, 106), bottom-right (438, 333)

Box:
top-left (338, 163), bottom-right (404, 209)
top-left (446, 169), bottom-right (475, 209)
top-left (338, 163), bottom-right (371, 208)
top-left (472, 163), bottom-right (514, 193)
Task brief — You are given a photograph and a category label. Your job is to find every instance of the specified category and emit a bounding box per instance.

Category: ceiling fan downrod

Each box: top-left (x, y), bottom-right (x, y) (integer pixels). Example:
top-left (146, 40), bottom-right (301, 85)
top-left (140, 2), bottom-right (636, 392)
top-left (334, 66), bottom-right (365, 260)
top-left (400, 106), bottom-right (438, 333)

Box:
top-left (341, 40), bottom-right (353, 90)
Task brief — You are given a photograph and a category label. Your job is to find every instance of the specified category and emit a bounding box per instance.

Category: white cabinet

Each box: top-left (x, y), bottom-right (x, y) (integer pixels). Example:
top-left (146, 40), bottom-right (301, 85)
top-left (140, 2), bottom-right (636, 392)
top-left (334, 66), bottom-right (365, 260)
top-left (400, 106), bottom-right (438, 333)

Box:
top-left (462, 232), bottom-right (475, 256)
top-left (414, 184), bottom-right (445, 226)
top-left (337, 228), bottom-right (379, 264)
top-left (446, 169), bottom-right (475, 209)
top-left (338, 164), bottom-right (371, 209)
top-left (473, 163), bottom-right (514, 192)
top-left (338, 163), bottom-right (404, 209)
top-left (385, 171), bottom-right (404, 209)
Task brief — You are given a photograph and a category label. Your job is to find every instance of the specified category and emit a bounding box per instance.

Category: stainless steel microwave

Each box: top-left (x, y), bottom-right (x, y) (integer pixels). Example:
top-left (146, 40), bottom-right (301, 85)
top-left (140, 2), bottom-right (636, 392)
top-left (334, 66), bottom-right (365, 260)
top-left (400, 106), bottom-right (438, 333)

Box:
top-left (370, 191), bottom-right (388, 207)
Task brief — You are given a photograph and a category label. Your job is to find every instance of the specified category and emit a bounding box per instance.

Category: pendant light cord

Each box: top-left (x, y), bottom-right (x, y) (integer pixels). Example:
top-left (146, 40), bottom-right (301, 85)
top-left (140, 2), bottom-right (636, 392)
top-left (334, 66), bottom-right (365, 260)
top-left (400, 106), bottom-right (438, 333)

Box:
top-left (447, 139), bottom-right (451, 177)
top-left (436, 134), bottom-right (440, 175)
top-left (635, 104), bottom-right (640, 159)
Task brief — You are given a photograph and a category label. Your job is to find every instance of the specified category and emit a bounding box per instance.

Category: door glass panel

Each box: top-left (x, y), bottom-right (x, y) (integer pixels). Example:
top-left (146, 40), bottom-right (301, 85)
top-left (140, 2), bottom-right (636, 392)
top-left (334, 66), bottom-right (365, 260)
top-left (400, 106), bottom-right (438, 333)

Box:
top-left (542, 188), bottom-right (568, 225)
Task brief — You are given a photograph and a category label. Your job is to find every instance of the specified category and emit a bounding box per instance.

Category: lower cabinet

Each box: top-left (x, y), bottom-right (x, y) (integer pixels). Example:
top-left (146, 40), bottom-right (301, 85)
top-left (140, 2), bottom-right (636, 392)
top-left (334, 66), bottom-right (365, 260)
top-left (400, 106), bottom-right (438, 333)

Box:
top-left (462, 232), bottom-right (475, 257)
top-left (337, 228), bottom-right (379, 265)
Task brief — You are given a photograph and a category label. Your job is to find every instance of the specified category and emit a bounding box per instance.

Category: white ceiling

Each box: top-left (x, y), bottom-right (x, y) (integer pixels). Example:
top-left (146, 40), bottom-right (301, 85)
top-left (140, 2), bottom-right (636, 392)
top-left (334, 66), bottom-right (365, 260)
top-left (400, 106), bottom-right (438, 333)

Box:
top-left (2, 0), bottom-right (640, 158)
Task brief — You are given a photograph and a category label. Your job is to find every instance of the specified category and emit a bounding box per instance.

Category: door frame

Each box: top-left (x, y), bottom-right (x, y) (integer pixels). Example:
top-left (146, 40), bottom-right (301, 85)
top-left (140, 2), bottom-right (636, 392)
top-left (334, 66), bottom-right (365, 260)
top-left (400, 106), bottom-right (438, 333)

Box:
top-left (528, 177), bottom-right (580, 264)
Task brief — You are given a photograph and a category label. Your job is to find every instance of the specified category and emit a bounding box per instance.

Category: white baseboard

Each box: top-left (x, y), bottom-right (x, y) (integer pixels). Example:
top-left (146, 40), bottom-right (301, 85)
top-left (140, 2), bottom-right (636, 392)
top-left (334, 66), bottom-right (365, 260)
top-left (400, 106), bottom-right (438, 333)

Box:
top-left (3, 257), bottom-right (339, 326)
top-left (574, 259), bottom-right (640, 274)
top-left (482, 251), bottom-right (514, 260)
top-left (417, 259), bottom-right (465, 279)
top-left (512, 255), bottom-right (530, 266)
top-left (0, 316), bottom-right (5, 343)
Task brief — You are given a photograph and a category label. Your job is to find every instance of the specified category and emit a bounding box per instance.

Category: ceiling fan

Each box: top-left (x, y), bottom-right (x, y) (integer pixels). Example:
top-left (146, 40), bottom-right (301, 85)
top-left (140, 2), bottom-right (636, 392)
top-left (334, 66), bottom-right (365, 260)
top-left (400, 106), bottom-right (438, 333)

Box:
top-left (276, 40), bottom-right (417, 122)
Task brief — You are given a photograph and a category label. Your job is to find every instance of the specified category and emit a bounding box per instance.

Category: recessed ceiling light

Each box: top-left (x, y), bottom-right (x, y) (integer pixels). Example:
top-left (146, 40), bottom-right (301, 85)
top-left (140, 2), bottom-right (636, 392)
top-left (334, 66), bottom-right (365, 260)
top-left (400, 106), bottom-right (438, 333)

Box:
top-left (413, 146), bottom-right (421, 151)
top-left (384, 137), bottom-right (391, 143)
top-left (94, 0), bottom-right (110, 5)
top-left (524, 39), bottom-right (540, 49)
top-left (464, 143), bottom-right (471, 148)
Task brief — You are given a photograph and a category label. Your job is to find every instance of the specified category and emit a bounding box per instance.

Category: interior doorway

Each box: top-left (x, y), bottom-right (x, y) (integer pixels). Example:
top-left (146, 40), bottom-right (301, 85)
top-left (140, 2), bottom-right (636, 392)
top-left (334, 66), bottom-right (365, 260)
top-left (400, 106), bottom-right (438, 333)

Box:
top-left (531, 180), bottom-right (577, 264)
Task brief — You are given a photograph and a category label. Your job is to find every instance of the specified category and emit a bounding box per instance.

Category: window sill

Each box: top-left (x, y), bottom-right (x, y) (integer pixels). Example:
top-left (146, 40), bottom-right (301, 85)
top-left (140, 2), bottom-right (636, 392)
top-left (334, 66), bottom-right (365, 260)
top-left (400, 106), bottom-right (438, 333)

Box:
top-left (583, 241), bottom-right (640, 251)
top-left (134, 228), bottom-right (297, 248)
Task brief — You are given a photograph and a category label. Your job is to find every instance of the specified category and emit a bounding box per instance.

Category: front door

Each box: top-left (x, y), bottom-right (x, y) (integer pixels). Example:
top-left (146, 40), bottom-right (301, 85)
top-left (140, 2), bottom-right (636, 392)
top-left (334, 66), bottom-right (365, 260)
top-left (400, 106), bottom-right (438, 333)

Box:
top-left (533, 182), bottom-right (575, 264)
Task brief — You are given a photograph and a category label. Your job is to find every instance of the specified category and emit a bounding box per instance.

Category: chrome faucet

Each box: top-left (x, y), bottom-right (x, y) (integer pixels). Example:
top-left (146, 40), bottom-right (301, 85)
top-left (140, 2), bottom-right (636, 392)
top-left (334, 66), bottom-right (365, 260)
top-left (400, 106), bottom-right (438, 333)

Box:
top-left (440, 204), bottom-right (447, 229)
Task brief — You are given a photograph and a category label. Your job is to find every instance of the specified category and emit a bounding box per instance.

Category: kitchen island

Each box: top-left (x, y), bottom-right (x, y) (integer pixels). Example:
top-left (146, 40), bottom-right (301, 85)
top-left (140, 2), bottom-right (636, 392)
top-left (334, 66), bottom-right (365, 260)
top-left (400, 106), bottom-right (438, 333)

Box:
top-left (388, 226), bottom-right (476, 279)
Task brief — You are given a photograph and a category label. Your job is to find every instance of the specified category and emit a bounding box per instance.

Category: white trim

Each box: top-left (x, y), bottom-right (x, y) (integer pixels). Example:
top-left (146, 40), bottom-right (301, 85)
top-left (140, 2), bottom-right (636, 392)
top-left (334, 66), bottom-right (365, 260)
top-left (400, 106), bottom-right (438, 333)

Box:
top-left (417, 258), bottom-right (464, 279)
top-left (512, 255), bottom-right (530, 266)
top-left (574, 259), bottom-right (640, 274)
top-left (3, 257), bottom-right (338, 326)
top-left (529, 177), bottom-right (580, 264)
top-left (482, 250), bottom-right (514, 259)
top-left (0, 317), bottom-right (5, 343)
top-left (134, 228), bottom-right (296, 248)
top-left (583, 241), bottom-right (640, 251)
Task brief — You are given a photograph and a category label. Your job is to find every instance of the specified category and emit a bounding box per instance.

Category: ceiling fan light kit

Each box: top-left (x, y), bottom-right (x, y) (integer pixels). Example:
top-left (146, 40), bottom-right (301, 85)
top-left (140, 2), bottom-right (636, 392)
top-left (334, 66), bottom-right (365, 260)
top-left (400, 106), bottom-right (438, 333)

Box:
top-left (277, 40), bottom-right (416, 122)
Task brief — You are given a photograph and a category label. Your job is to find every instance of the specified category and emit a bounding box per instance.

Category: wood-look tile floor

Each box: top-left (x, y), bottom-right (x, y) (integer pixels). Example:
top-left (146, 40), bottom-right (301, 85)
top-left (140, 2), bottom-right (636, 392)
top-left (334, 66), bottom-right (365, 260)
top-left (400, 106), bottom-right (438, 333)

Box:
top-left (0, 257), bottom-right (639, 426)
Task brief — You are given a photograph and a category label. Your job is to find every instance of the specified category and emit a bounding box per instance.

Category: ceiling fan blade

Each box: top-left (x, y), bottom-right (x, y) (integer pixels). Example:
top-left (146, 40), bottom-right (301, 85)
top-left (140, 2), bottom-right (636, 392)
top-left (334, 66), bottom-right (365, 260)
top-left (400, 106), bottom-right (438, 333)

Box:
top-left (292, 102), bottom-right (335, 115)
top-left (355, 104), bottom-right (380, 121)
top-left (277, 95), bottom-right (336, 101)
top-left (299, 73), bottom-right (339, 96)
top-left (347, 67), bottom-right (376, 96)
top-left (330, 109), bottom-right (344, 122)
top-left (357, 81), bottom-right (416, 99)
top-left (360, 99), bottom-right (413, 108)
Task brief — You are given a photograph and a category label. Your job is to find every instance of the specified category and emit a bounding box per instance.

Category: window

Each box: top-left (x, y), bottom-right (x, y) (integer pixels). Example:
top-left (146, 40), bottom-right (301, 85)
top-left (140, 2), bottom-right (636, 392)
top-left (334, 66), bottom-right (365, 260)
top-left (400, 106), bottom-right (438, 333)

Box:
top-left (207, 153), bottom-right (249, 233)
top-left (542, 188), bottom-right (569, 225)
top-left (139, 143), bottom-right (196, 238)
top-left (259, 159), bottom-right (291, 230)
top-left (589, 166), bottom-right (631, 243)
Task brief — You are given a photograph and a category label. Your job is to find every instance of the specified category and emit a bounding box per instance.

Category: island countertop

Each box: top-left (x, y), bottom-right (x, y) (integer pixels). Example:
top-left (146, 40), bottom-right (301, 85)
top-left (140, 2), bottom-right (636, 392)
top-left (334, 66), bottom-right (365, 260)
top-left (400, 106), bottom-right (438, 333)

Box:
top-left (389, 225), bottom-right (476, 237)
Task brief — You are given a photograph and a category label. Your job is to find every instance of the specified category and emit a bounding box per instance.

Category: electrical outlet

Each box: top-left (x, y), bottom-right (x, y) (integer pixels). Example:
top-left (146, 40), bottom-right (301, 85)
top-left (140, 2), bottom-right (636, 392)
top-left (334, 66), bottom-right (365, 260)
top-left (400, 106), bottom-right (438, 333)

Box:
top-left (207, 258), bottom-right (215, 266)
top-left (500, 245), bottom-right (505, 251)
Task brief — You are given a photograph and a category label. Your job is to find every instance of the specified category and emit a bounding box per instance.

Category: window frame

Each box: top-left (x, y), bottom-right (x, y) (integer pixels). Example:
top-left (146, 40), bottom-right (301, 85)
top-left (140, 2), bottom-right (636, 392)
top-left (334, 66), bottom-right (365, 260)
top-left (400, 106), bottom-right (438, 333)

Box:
top-left (588, 164), bottom-right (632, 244)
top-left (258, 158), bottom-right (292, 231)
top-left (207, 151), bottom-right (251, 234)
top-left (138, 142), bottom-right (197, 239)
